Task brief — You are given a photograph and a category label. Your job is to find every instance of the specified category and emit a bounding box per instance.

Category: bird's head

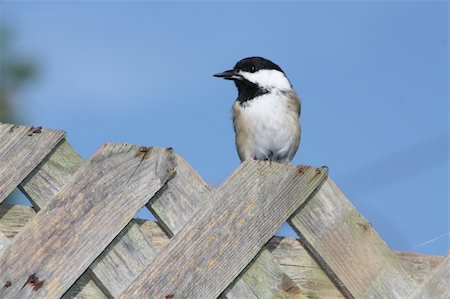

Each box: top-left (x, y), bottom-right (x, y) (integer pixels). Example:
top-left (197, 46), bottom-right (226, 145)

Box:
top-left (214, 57), bottom-right (292, 102)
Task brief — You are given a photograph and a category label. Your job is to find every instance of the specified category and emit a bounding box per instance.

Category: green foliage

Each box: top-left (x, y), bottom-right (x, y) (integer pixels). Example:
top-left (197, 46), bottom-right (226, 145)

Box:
top-left (0, 23), bottom-right (37, 123)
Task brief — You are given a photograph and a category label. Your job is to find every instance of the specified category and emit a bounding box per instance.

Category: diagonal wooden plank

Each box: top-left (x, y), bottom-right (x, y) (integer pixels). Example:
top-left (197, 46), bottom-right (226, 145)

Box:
top-left (87, 220), bottom-right (157, 297)
top-left (239, 249), bottom-right (304, 298)
top-left (0, 123), bottom-right (65, 203)
top-left (0, 232), bottom-right (10, 253)
top-left (410, 254), bottom-right (450, 299)
top-left (61, 273), bottom-right (107, 299)
top-left (0, 204), bottom-right (35, 239)
top-left (19, 139), bottom-right (83, 209)
top-left (267, 237), bottom-right (445, 298)
top-left (18, 139), bottom-right (107, 298)
top-left (288, 177), bottom-right (418, 299)
top-left (0, 202), bottom-right (445, 299)
top-left (119, 161), bottom-right (328, 298)
top-left (19, 139), bottom-right (159, 297)
top-left (0, 143), bottom-right (175, 298)
top-left (148, 155), bottom-right (305, 298)
top-left (133, 219), bottom-right (446, 289)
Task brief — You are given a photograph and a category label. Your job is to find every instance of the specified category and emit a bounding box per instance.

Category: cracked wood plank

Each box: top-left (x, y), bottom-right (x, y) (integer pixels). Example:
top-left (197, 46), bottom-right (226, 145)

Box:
top-left (0, 123), bottom-right (65, 203)
top-left (288, 177), bottom-right (418, 299)
top-left (0, 143), bottom-right (175, 298)
top-left (119, 161), bottom-right (327, 298)
top-left (147, 155), bottom-right (305, 298)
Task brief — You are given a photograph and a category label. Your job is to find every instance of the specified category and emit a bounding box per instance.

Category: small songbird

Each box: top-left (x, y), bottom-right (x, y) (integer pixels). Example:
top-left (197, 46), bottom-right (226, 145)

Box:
top-left (214, 57), bottom-right (301, 164)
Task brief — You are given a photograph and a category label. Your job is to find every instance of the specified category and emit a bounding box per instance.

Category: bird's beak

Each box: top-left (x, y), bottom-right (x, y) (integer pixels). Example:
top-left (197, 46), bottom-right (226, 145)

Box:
top-left (213, 70), bottom-right (243, 80)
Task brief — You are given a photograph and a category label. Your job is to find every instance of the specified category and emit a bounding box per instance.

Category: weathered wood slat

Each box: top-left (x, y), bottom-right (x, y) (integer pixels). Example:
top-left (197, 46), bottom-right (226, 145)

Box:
top-left (0, 204), bottom-right (444, 299)
top-left (19, 139), bottom-right (83, 209)
top-left (18, 140), bottom-right (109, 298)
top-left (0, 123), bottom-right (65, 203)
top-left (411, 254), bottom-right (450, 299)
top-left (19, 140), bottom-right (160, 297)
top-left (267, 237), bottom-right (344, 298)
top-left (0, 232), bottom-right (10, 252)
top-left (268, 238), bottom-right (445, 298)
top-left (394, 250), bottom-right (445, 285)
top-left (88, 221), bottom-right (157, 297)
top-left (0, 144), bottom-right (175, 298)
top-left (61, 272), bottom-right (108, 299)
top-left (240, 249), bottom-right (304, 298)
top-left (119, 161), bottom-right (328, 298)
top-left (147, 156), bottom-right (306, 299)
top-left (146, 155), bottom-right (213, 237)
top-left (148, 155), bottom-right (305, 298)
top-left (288, 177), bottom-right (418, 299)
top-left (0, 204), bottom-right (35, 239)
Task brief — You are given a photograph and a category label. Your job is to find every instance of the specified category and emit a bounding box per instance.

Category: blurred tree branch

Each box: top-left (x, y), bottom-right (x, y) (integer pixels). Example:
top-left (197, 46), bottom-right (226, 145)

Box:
top-left (0, 23), bottom-right (37, 123)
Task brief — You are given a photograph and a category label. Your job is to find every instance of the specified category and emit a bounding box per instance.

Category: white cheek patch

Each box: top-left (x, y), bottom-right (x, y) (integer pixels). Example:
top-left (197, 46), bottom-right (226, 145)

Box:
top-left (239, 69), bottom-right (292, 91)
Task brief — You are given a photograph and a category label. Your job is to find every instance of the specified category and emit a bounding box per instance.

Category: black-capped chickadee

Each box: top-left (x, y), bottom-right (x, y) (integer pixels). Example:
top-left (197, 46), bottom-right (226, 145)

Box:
top-left (214, 57), bottom-right (301, 164)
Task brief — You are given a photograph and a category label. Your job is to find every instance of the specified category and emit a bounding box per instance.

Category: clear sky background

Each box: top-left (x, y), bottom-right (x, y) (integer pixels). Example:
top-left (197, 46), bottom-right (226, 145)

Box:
top-left (1, 1), bottom-right (448, 256)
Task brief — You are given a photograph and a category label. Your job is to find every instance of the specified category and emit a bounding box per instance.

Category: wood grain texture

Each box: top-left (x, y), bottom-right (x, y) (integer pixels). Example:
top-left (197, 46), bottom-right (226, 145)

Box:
top-left (411, 254), bottom-right (450, 299)
top-left (88, 220), bottom-right (158, 297)
top-left (17, 140), bottom-right (108, 298)
top-left (394, 250), bottom-right (445, 284)
top-left (268, 237), bottom-right (344, 299)
top-left (240, 249), bottom-right (305, 299)
top-left (0, 204), bottom-right (36, 239)
top-left (19, 140), bottom-right (163, 297)
top-left (0, 144), bottom-right (175, 298)
top-left (0, 205), bottom-right (444, 299)
top-left (119, 161), bottom-right (328, 298)
top-left (61, 272), bottom-right (108, 299)
top-left (288, 177), bottom-right (418, 299)
top-left (146, 154), bottom-right (213, 237)
top-left (0, 123), bottom-right (65, 203)
top-left (147, 155), bottom-right (306, 298)
top-left (0, 232), bottom-right (9, 252)
top-left (19, 139), bottom-right (83, 209)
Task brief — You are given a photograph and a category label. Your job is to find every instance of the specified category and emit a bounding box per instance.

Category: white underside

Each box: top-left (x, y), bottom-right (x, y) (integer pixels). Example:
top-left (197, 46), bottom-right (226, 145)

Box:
top-left (234, 91), bottom-right (300, 163)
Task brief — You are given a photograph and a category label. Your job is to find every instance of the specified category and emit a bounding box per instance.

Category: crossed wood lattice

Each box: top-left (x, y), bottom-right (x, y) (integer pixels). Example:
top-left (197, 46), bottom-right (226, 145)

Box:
top-left (0, 123), bottom-right (448, 299)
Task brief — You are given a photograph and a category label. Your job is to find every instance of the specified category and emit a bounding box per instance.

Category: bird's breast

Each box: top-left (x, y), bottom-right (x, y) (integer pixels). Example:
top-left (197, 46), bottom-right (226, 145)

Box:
top-left (232, 92), bottom-right (300, 162)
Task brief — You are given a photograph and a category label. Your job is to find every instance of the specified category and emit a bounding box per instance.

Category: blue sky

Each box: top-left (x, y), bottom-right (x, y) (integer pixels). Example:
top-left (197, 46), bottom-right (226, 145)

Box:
top-left (2, 1), bottom-right (448, 255)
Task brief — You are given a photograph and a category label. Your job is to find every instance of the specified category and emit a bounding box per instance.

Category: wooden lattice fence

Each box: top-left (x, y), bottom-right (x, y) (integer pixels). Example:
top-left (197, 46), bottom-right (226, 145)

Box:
top-left (0, 122), bottom-right (448, 298)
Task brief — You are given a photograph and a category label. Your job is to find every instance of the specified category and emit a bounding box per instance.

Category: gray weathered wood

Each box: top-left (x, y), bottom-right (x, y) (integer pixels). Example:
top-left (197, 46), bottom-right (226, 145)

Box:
top-left (0, 144), bottom-right (175, 298)
top-left (88, 220), bottom-right (157, 297)
top-left (0, 203), bottom-right (444, 299)
top-left (394, 250), bottom-right (445, 284)
top-left (148, 155), bottom-right (305, 298)
top-left (137, 218), bottom-right (446, 299)
top-left (17, 140), bottom-right (108, 298)
top-left (288, 177), bottom-right (418, 299)
top-left (18, 140), bottom-right (162, 297)
top-left (411, 254), bottom-right (450, 299)
top-left (0, 232), bottom-right (10, 252)
top-left (240, 249), bottom-right (305, 298)
top-left (147, 156), bottom-right (306, 299)
top-left (268, 238), bottom-right (445, 299)
top-left (0, 204), bottom-right (36, 239)
top-left (61, 273), bottom-right (108, 299)
top-left (119, 161), bottom-right (328, 298)
top-left (146, 154), bottom-right (213, 237)
top-left (0, 205), bottom-right (119, 299)
top-left (19, 139), bottom-right (83, 209)
top-left (0, 123), bottom-right (65, 203)
top-left (267, 237), bottom-right (344, 299)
